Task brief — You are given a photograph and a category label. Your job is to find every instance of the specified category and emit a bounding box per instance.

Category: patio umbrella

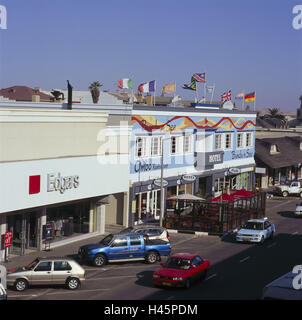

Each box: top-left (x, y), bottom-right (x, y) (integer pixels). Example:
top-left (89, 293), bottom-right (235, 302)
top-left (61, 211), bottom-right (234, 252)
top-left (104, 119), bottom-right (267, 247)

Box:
top-left (232, 189), bottom-right (254, 199)
top-left (168, 194), bottom-right (205, 201)
top-left (211, 193), bottom-right (235, 203)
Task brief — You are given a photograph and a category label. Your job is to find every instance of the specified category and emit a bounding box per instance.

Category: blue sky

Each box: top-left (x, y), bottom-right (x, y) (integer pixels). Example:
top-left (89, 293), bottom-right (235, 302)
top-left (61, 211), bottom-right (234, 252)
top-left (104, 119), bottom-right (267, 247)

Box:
top-left (0, 0), bottom-right (301, 111)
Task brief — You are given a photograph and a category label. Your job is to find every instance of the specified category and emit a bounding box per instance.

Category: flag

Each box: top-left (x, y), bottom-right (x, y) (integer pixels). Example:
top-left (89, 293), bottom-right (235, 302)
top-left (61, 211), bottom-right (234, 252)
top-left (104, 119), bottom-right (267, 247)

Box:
top-left (221, 90), bottom-right (231, 102)
top-left (235, 90), bottom-right (244, 99)
top-left (117, 78), bottom-right (133, 90)
top-left (245, 92), bottom-right (255, 102)
top-left (162, 82), bottom-right (175, 95)
top-left (192, 73), bottom-right (206, 83)
top-left (206, 85), bottom-right (214, 93)
top-left (138, 80), bottom-right (156, 93)
top-left (183, 80), bottom-right (196, 91)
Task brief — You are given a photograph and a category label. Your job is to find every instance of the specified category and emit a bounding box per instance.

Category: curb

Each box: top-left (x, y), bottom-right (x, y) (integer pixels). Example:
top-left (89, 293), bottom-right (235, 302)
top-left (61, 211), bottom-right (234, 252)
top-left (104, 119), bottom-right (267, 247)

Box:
top-left (167, 229), bottom-right (208, 236)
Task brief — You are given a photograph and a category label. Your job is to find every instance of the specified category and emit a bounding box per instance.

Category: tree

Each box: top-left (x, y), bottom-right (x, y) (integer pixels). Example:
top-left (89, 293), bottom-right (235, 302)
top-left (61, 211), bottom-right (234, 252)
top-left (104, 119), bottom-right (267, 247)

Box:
top-left (264, 107), bottom-right (285, 121)
top-left (89, 81), bottom-right (103, 104)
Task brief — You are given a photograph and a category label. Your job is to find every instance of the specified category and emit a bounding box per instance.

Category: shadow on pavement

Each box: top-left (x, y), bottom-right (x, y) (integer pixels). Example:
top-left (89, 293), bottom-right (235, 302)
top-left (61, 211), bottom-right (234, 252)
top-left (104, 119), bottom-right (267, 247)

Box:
top-left (278, 211), bottom-right (298, 219)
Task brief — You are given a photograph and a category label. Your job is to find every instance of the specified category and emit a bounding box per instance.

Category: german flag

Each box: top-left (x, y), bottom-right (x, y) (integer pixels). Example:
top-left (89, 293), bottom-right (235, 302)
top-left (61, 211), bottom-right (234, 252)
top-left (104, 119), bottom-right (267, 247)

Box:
top-left (244, 92), bottom-right (255, 102)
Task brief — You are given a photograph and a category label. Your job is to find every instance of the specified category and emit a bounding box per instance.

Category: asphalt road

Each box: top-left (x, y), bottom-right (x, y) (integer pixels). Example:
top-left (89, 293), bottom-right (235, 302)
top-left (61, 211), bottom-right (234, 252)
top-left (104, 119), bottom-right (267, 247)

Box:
top-left (4, 196), bottom-right (302, 300)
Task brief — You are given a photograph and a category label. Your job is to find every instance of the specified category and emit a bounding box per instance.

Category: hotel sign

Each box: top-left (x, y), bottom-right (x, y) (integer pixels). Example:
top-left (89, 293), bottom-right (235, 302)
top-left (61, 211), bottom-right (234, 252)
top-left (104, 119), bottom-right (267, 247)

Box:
top-left (194, 151), bottom-right (224, 169)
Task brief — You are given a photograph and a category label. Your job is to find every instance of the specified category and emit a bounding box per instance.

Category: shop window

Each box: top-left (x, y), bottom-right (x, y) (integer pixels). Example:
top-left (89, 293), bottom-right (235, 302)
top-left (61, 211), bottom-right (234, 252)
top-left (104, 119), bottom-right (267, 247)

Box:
top-left (237, 133), bottom-right (244, 149)
top-left (135, 136), bottom-right (148, 158)
top-left (151, 136), bottom-right (162, 157)
top-left (224, 133), bottom-right (233, 150)
top-left (214, 134), bottom-right (222, 150)
top-left (170, 135), bottom-right (183, 155)
top-left (246, 132), bottom-right (253, 147)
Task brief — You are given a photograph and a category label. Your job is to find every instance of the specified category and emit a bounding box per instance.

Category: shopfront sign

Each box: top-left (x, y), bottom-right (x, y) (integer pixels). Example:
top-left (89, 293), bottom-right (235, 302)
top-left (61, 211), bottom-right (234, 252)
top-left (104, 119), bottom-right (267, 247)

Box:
top-left (228, 168), bottom-right (241, 175)
top-left (195, 151), bottom-right (224, 169)
top-left (182, 175), bottom-right (196, 182)
top-left (47, 172), bottom-right (80, 194)
top-left (153, 179), bottom-right (168, 187)
top-left (134, 160), bottom-right (168, 173)
top-left (4, 231), bottom-right (12, 248)
top-left (255, 167), bottom-right (266, 174)
top-left (231, 150), bottom-right (253, 160)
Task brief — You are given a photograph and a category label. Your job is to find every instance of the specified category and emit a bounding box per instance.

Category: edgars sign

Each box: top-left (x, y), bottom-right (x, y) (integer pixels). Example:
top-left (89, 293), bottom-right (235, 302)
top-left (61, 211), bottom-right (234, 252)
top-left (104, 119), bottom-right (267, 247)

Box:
top-left (47, 172), bottom-right (80, 194)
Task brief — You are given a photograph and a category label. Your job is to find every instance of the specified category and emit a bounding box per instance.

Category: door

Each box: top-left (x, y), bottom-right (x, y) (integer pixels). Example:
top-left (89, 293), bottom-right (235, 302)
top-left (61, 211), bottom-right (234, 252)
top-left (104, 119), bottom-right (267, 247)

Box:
top-left (52, 261), bottom-right (73, 284)
top-left (108, 236), bottom-right (129, 260)
top-left (31, 261), bottom-right (53, 285)
top-left (128, 236), bottom-right (144, 259)
top-left (191, 256), bottom-right (205, 280)
top-left (290, 181), bottom-right (300, 194)
top-left (264, 221), bottom-right (272, 238)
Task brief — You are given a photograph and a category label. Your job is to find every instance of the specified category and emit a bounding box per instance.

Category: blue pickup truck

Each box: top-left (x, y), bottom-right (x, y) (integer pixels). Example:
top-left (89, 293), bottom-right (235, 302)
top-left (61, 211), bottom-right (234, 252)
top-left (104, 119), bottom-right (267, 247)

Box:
top-left (78, 233), bottom-right (171, 267)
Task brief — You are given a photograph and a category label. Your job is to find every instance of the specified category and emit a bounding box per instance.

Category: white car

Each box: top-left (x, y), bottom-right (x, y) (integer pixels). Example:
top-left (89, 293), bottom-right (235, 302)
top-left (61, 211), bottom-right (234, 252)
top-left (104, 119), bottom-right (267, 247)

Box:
top-left (236, 219), bottom-right (275, 244)
top-left (295, 202), bottom-right (302, 217)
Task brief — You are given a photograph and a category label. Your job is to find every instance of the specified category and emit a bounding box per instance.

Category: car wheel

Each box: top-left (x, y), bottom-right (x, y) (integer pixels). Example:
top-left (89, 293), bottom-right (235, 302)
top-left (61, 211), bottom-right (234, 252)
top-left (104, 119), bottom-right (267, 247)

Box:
top-left (14, 278), bottom-right (28, 292)
top-left (145, 251), bottom-right (158, 264)
top-left (282, 191), bottom-right (289, 197)
top-left (93, 254), bottom-right (107, 267)
top-left (260, 236), bottom-right (265, 244)
top-left (185, 278), bottom-right (191, 289)
top-left (299, 192), bottom-right (302, 198)
top-left (66, 277), bottom-right (80, 290)
top-left (200, 269), bottom-right (208, 281)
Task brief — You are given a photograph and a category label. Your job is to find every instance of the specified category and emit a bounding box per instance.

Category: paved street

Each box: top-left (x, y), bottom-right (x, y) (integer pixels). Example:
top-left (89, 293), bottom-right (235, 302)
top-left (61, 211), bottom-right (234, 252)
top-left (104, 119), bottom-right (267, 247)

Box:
top-left (3, 196), bottom-right (302, 300)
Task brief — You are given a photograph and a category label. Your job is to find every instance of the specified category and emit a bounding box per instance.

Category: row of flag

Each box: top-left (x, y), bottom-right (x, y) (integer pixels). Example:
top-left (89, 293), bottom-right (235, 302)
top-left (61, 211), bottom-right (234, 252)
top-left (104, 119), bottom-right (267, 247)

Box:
top-left (117, 75), bottom-right (256, 104)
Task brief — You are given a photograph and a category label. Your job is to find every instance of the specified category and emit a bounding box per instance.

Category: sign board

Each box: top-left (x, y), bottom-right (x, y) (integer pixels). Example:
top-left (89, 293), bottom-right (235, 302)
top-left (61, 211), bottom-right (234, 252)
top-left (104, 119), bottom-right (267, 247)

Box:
top-left (153, 179), bottom-right (168, 187)
top-left (182, 175), bottom-right (196, 182)
top-left (4, 231), bottom-right (12, 248)
top-left (228, 168), bottom-right (241, 175)
top-left (255, 167), bottom-right (266, 174)
top-left (42, 224), bottom-right (53, 241)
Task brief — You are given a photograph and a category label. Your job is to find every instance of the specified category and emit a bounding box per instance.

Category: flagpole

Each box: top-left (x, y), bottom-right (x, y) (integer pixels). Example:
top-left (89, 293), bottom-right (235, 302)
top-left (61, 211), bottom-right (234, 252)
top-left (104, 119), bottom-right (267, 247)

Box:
top-left (211, 83), bottom-right (215, 103)
top-left (196, 82), bottom-right (199, 102)
top-left (242, 91), bottom-right (244, 110)
top-left (204, 82), bottom-right (206, 103)
top-left (174, 81), bottom-right (176, 107)
top-left (254, 91), bottom-right (256, 111)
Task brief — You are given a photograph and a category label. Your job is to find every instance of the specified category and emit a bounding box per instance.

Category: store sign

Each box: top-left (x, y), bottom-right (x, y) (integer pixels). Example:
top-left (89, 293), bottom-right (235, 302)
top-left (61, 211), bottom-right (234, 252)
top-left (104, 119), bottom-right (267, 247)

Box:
top-left (231, 150), bottom-right (253, 160)
top-left (134, 160), bottom-right (168, 173)
top-left (195, 151), bottom-right (224, 169)
top-left (208, 153), bottom-right (223, 164)
top-left (255, 167), bottom-right (266, 174)
top-left (153, 179), bottom-right (168, 187)
top-left (228, 168), bottom-right (241, 175)
top-left (4, 231), bottom-right (12, 248)
top-left (182, 175), bottom-right (196, 182)
top-left (47, 172), bottom-right (80, 194)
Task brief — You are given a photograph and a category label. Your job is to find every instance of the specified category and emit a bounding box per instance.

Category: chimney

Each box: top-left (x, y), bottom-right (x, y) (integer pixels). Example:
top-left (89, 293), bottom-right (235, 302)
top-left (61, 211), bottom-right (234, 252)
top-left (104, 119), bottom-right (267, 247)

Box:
top-left (145, 95), bottom-right (153, 106)
top-left (67, 80), bottom-right (73, 110)
top-left (32, 95), bottom-right (40, 102)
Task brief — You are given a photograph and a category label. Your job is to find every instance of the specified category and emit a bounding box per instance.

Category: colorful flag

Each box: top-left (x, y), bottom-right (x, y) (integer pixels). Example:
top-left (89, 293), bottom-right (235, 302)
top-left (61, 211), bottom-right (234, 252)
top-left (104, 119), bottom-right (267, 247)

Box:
top-left (206, 85), bottom-right (214, 93)
top-left (221, 90), bottom-right (231, 102)
top-left (117, 78), bottom-right (133, 90)
top-left (235, 90), bottom-right (244, 99)
top-left (192, 73), bottom-right (206, 83)
top-left (183, 81), bottom-right (196, 91)
top-left (138, 80), bottom-right (156, 93)
top-left (244, 92), bottom-right (255, 102)
top-left (162, 82), bottom-right (176, 95)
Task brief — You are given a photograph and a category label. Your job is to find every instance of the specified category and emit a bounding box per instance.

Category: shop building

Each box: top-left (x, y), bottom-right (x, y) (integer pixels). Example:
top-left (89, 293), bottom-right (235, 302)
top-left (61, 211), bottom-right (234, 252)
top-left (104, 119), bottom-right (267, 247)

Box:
top-left (0, 105), bottom-right (130, 261)
top-left (129, 104), bottom-right (256, 224)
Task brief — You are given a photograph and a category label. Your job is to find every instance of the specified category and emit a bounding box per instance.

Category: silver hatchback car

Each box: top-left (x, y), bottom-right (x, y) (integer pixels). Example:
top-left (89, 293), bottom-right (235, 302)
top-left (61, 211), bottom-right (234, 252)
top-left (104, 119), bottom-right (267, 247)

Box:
top-left (7, 257), bottom-right (85, 292)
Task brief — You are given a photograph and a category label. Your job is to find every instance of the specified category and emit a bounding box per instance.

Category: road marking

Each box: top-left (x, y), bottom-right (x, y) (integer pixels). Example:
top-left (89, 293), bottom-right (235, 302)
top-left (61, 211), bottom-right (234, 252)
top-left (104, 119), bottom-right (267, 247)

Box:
top-left (8, 294), bottom-right (38, 298)
top-left (86, 275), bottom-right (137, 281)
top-left (291, 232), bottom-right (298, 236)
top-left (205, 273), bottom-right (217, 281)
top-left (239, 256), bottom-right (250, 263)
top-left (173, 236), bottom-right (197, 247)
top-left (267, 242), bottom-right (277, 248)
top-left (85, 268), bottom-right (107, 271)
top-left (45, 288), bottom-right (110, 295)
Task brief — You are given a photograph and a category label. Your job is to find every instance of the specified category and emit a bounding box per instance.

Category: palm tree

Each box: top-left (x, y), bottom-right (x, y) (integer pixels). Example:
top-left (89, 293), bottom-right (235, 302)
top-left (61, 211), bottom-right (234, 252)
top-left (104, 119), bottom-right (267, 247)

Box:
top-left (89, 81), bottom-right (103, 104)
top-left (264, 107), bottom-right (285, 121)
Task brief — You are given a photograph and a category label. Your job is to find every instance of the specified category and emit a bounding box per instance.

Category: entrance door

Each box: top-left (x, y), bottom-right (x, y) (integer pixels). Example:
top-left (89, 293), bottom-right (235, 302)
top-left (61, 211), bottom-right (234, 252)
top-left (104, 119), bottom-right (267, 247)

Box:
top-left (27, 212), bottom-right (37, 249)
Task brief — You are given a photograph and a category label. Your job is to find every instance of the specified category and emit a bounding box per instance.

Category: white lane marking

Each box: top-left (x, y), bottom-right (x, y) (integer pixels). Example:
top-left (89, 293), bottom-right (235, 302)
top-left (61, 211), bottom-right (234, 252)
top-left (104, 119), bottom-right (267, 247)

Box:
top-left (45, 288), bottom-right (110, 295)
top-left (267, 242), bottom-right (277, 248)
top-left (85, 268), bottom-right (107, 271)
top-left (86, 275), bottom-right (137, 281)
top-left (291, 232), bottom-right (298, 236)
top-left (239, 256), bottom-right (250, 263)
top-left (173, 236), bottom-right (197, 247)
top-left (8, 294), bottom-right (38, 298)
top-left (205, 273), bottom-right (217, 281)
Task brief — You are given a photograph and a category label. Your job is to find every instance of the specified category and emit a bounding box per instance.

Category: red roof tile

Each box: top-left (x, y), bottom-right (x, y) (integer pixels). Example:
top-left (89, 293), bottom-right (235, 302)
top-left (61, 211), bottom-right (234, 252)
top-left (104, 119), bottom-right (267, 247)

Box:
top-left (0, 86), bottom-right (52, 102)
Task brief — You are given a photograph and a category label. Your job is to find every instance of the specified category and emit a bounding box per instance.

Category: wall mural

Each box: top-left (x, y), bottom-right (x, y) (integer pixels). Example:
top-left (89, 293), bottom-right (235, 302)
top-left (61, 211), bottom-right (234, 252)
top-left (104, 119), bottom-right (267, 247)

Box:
top-left (131, 115), bottom-right (256, 132)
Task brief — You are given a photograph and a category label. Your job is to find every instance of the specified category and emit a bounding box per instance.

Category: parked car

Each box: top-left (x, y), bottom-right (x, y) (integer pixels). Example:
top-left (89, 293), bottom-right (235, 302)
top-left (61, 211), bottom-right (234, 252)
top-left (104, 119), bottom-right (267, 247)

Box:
top-left (236, 218), bottom-right (275, 244)
top-left (153, 253), bottom-right (210, 289)
top-left (6, 257), bottom-right (85, 292)
top-left (119, 225), bottom-right (170, 242)
top-left (273, 181), bottom-right (302, 198)
top-left (78, 233), bottom-right (171, 267)
top-left (0, 281), bottom-right (7, 300)
top-left (295, 202), bottom-right (302, 217)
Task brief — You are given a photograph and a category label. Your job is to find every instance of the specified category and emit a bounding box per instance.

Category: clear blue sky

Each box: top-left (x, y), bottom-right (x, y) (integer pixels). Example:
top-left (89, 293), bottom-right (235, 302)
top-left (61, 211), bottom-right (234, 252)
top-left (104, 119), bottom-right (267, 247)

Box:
top-left (0, 0), bottom-right (301, 111)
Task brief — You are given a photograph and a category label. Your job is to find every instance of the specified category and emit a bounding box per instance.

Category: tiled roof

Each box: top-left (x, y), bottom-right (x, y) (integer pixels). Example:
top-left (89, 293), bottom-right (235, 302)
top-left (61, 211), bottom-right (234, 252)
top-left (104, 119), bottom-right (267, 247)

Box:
top-left (0, 86), bottom-right (53, 102)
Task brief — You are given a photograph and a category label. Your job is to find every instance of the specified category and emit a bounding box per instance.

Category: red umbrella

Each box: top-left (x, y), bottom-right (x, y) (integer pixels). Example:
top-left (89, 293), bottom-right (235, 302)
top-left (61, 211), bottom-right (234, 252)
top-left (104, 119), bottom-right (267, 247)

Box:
top-left (232, 189), bottom-right (254, 199)
top-left (211, 193), bottom-right (235, 203)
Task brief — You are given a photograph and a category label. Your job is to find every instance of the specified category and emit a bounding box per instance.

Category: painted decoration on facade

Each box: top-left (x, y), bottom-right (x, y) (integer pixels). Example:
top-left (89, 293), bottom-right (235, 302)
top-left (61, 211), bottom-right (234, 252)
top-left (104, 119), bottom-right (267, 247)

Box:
top-left (131, 115), bottom-right (256, 132)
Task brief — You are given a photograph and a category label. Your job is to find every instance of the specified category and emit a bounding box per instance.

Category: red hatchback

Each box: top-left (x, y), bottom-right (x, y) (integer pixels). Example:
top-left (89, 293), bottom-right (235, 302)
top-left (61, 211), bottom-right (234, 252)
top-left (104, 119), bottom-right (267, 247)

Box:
top-left (153, 253), bottom-right (210, 289)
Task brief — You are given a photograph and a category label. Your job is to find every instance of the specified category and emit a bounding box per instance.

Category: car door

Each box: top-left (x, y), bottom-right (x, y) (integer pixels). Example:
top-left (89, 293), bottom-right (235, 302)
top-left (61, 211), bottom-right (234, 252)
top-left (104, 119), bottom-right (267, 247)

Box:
top-left (31, 261), bottom-right (53, 285)
top-left (192, 256), bottom-right (206, 280)
top-left (264, 221), bottom-right (272, 238)
top-left (290, 181), bottom-right (300, 194)
top-left (129, 235), bottom-right (144, 259)
top-left (108, 236), bottom-right (129, 260)
top-left (52, 261), bottom-right (73, 284)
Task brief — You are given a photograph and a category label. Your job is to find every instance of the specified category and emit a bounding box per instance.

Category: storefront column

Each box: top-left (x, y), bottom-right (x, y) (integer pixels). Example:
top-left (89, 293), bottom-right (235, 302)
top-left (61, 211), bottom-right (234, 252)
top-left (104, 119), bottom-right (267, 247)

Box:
top-left (89, 202), bottom-right (95, 233)
top-left (123, 192), bottom-right (129, 227)
top-left (0, 215), bottom-right (7, 262)
top-left (96, 201), bottom-right (106, 234)
top-left (37, 208), bottom-right (46, 251)
top-left (146, 191), bottom-right (151, 216)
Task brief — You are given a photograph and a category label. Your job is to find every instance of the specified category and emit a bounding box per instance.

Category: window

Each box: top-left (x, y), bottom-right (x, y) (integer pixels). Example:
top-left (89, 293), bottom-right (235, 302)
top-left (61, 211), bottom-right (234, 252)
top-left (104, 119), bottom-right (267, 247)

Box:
top-left (225, 133), bottom-right (232, 150)
top-left (214, 134), bottom-right (222, 150)
top-left (246, 132), bottom-right (252, 147)
top-left (35, 261), bottom-right (52, 272)
top-left (111, 237), bottom-right (128, 247)
top-left (151, 136), bottom-right (162, 157)
top-left (183, 134), bottom-right (193, 153)
top-left (237, 133), bottom-right (244, 148)
top-left (135, 136), bottom-right (147, 158)
top-left (54, 261), bottom-right (72, 271)
top-left (192, 256), bottom-right (203, 267)
top-left (170, 136), bottom-right (183, 155)
top-left (129, 236), bottom-right (141, 246)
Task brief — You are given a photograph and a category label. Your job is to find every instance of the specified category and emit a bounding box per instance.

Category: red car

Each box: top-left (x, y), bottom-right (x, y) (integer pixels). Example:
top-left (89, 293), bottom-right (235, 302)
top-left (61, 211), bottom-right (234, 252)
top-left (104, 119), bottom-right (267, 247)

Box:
top-left (153, 253), bottom-right (210, 289)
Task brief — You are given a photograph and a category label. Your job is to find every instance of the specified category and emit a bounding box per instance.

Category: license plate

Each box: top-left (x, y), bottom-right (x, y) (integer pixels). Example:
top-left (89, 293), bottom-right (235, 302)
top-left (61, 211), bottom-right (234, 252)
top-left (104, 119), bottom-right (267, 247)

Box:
top-left (162, 282), bottom-right (172, 286)
top-left (244, 238), bottom-right (251, 242)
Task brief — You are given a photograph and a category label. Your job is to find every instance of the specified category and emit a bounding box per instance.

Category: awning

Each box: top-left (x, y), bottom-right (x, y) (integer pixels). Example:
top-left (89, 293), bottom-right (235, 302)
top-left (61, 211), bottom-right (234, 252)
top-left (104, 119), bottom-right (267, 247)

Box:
top-left (168, 194), bottom-right (205, 201)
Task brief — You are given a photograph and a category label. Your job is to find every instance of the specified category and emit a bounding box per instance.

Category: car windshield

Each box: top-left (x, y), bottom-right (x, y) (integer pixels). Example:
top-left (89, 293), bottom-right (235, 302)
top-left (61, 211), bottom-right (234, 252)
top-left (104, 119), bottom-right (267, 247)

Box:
top-left (120, 227), bottom-right (134, 234)
top-left (25, 258), bottom-right (40, 270)
top-left (243, 222), bottom-right (263, 230)
top-left (165, 257), bottom-right (191, 270)
top-left (99, 234), bottom-right (114, 246)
